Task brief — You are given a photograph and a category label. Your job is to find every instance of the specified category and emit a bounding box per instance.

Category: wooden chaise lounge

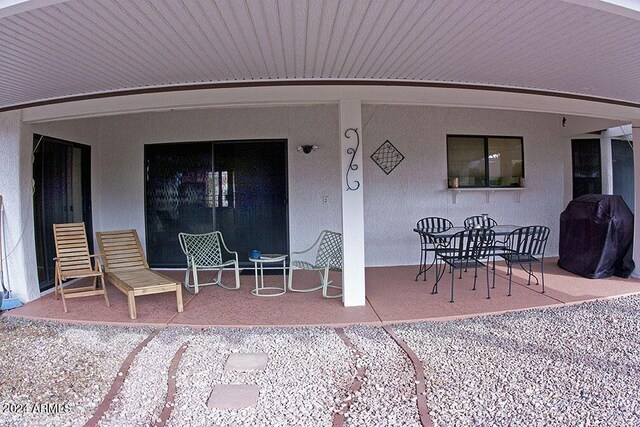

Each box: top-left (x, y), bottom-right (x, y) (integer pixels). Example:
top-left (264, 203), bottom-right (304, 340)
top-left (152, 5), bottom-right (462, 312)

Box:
top-left (96, 229), bottom-right (183, 320)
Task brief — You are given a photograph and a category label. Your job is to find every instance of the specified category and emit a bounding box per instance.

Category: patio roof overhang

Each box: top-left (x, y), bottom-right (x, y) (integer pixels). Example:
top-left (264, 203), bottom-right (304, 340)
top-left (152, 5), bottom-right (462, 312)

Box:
top-left (18, 81), bottom-right (640, 127)
top-left (1, 0), bottom-right (640, 123)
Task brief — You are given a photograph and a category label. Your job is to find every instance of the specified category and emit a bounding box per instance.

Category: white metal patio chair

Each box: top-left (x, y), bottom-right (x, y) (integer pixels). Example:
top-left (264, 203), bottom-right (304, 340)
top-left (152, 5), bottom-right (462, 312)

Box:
top-left (178, 231), bottom-right (240, 294)
top-left (288, 230), bottom-right (343, 298)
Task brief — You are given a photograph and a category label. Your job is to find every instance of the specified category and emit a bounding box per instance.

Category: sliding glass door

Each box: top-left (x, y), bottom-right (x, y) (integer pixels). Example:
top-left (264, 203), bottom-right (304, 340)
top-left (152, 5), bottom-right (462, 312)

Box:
top-left (145, 140), bottom-right (288, 267)
top-left (33, 135), bottom-right (93, 290)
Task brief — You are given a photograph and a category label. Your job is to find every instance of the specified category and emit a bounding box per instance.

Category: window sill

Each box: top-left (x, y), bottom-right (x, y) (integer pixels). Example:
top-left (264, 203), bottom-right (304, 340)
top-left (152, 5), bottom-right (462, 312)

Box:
top-left (448, 187), bottom-right (525, 204)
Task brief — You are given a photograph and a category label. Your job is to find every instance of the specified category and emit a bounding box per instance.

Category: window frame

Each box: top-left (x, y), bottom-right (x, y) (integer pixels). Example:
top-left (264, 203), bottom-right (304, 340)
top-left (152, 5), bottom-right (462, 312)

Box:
top-left (446, 134), bottom-right (525, 189)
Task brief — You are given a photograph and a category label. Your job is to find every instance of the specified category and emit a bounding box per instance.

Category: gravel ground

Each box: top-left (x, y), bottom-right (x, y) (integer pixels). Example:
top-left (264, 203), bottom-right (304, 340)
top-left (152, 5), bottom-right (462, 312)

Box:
top-left (2, 295), bottom-right (639, 426)
top-left (344, 326), bottom-right (420, 426)
top-left (98, 328), bottom-right (186, 426)
top-left (0, 318), bottom-right (150, 427)
top-left (394, 295), bottom-right (640, 427)
top-left (169, 327), bottom-right (353, 427)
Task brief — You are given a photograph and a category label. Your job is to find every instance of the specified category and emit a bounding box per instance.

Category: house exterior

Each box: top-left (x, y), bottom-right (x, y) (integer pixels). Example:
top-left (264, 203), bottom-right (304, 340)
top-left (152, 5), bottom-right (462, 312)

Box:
top-left (1, 0), bottom-right (639, 307)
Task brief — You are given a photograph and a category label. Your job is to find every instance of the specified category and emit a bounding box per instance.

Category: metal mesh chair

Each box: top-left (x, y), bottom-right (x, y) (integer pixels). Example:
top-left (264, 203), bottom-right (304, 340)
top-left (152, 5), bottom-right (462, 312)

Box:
top-left (433, 228), bottom-right (495, 302)
top-left (415, 217), bottom-right (453, 281)
top-left (178, 231), bottom-right (240, 294)
top-left (288, 230), bottom-right (343, 298)
top-left (500, 226), bottom-right (550, 296)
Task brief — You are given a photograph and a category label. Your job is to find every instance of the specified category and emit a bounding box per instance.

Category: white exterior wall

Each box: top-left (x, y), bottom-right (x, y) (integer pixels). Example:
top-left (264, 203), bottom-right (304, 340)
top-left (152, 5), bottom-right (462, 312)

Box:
top-left (94, 106), bottom-right (342, 255)
top-left (7, 103), bottom-right (592, 305)
top-left (362, 105), bottom-right (566, 266)
top-left (0, 111), bottom-right (39, 302)
top-left (92, 104), bottom-right (567, 267)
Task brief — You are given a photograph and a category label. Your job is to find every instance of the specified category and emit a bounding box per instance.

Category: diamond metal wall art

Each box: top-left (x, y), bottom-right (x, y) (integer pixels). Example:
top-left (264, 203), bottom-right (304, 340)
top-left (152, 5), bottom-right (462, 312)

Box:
top-left (370, 140), bottom-right (404, 175)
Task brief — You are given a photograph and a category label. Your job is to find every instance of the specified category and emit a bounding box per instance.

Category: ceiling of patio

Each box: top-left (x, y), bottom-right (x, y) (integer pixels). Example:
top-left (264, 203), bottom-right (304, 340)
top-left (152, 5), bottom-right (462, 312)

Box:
top-left (1, 0), bottom-right (640, 111)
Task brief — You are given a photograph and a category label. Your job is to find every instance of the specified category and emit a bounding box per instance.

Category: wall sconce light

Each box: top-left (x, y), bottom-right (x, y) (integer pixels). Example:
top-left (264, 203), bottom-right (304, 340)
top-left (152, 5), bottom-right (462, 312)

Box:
top-left (297, 145), bottom-right (318, 154)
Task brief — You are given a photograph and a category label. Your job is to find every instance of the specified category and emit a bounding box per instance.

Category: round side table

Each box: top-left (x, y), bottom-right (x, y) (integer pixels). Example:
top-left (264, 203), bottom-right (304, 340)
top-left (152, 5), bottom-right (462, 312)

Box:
top-left (249, 254), bottom-right (287, 297)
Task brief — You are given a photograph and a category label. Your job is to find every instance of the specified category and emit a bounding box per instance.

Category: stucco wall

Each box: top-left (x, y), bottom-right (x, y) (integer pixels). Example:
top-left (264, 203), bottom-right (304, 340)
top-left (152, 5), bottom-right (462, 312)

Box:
top-left (19, 104), bottom-right (568, 280)
top-left (94, 106), bottom-right (342, 255)
top-left (362, 105), bottom-right (566, 266)
top-left (0, 111), bottom-right (40, 301)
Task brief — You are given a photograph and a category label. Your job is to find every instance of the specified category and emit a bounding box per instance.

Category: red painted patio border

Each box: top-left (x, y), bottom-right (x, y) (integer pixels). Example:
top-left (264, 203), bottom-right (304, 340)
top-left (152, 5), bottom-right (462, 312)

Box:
top-left (383, 325), bottom-right (434, 427)
top-left (156, 343), bottom-right (189, 427)
top-left (83, 330), bottom-right (159, 427)
top-left (333, 327), bottom-right (366, 427)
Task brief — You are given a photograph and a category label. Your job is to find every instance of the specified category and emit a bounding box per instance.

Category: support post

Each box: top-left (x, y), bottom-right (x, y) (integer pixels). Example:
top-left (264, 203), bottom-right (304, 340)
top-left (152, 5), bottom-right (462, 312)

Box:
top-left (633, 126), bottom-right (640, 278)
top-left (600, 132), bottom-right (613, 194)
top-left (339, 100), bottom-right (365, 307)
top-left (0, 111), bottom-right (39, 303)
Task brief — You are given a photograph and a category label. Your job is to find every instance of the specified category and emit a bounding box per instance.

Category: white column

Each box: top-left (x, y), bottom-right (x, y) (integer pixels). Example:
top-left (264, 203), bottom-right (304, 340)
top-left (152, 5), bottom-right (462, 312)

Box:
top-left (339, 99), bottom-right (366, 307)
top-left (600, 132), bottom-right (613, 194)
top-left (0, 111), bottom-right (40, 302)
top-left (633, 125), bottom-right (640, 278)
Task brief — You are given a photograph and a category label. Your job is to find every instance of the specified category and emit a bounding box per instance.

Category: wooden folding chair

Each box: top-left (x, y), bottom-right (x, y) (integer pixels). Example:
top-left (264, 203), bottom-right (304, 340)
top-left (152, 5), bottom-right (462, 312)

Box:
top-left (53, 222), bottom-right (110, 313)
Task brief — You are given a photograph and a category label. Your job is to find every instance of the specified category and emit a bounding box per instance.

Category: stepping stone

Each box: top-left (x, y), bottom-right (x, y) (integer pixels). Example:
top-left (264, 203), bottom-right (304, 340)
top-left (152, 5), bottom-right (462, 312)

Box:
top-left (224, 352), bottom-right (269, 371)
top-left (208, 384), bottom-right (260, 410)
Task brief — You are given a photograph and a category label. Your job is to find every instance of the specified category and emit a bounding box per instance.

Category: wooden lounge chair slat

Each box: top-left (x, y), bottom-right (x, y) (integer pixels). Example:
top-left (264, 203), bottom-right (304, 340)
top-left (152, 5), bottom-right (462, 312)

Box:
top-left (61, 264), bottom-right (94, 271)
top-left (102, 248), bottom-right (140, 255)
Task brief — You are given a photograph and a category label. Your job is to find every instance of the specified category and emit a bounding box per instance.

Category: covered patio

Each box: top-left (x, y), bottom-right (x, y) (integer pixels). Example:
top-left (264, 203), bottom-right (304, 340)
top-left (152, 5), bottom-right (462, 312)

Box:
top-left (1, 0), bottom-right (640, 314)
top-left (3, 1), bottom-right (640, 426)
top-left (3, 2), bottom-right (640, 426)
top-left (2, 263), bottom-right (640, 426)
top-left (6, 259), bottom-right (640, 327)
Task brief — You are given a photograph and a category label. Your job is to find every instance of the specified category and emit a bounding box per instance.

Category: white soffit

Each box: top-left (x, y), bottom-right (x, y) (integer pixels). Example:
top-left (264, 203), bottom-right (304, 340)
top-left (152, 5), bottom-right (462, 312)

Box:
top-left (1, 0), bottom-right (640, 110)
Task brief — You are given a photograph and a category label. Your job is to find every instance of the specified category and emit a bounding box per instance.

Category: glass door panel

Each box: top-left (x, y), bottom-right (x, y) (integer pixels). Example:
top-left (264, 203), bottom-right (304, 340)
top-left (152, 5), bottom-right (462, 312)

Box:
top-left (144, 140), bottom-right (288, 268)
top-left (213, 140), bottom-right (288, 266)
top-left (145, 143), bottom-right (213, 267)
top-left (571, 139), bottom-right (601, 199)
top-left (612, 139), bottom-right (634, 212)
top-left (33, 135), bottom-right (92, 291)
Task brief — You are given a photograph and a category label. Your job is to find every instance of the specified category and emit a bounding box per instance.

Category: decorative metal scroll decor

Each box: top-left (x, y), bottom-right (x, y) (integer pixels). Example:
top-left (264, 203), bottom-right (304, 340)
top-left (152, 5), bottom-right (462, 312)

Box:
top-left (370, 140), bottom-right (404, 175)
top-left (344, 127), bottom-right (361, 191)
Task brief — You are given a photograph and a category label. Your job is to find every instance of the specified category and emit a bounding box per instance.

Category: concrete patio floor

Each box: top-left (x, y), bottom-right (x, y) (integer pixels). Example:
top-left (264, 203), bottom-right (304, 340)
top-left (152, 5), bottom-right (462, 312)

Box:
top-left (4, 258), bottom-right (640, 327)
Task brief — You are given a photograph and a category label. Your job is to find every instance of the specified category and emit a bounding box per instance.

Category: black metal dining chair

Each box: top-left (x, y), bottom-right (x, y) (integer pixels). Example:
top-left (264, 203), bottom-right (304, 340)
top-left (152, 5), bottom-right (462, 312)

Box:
top-left (463, 215), bottom-right (498, 229)
top-left (415, 217), bottom-right (453, 281)
top-left (500, 226), bottom-right (550, 296)
top-left (433, 228), bottom-right (495, 303)
top-left (464, 215), bottom-right (508, 275)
